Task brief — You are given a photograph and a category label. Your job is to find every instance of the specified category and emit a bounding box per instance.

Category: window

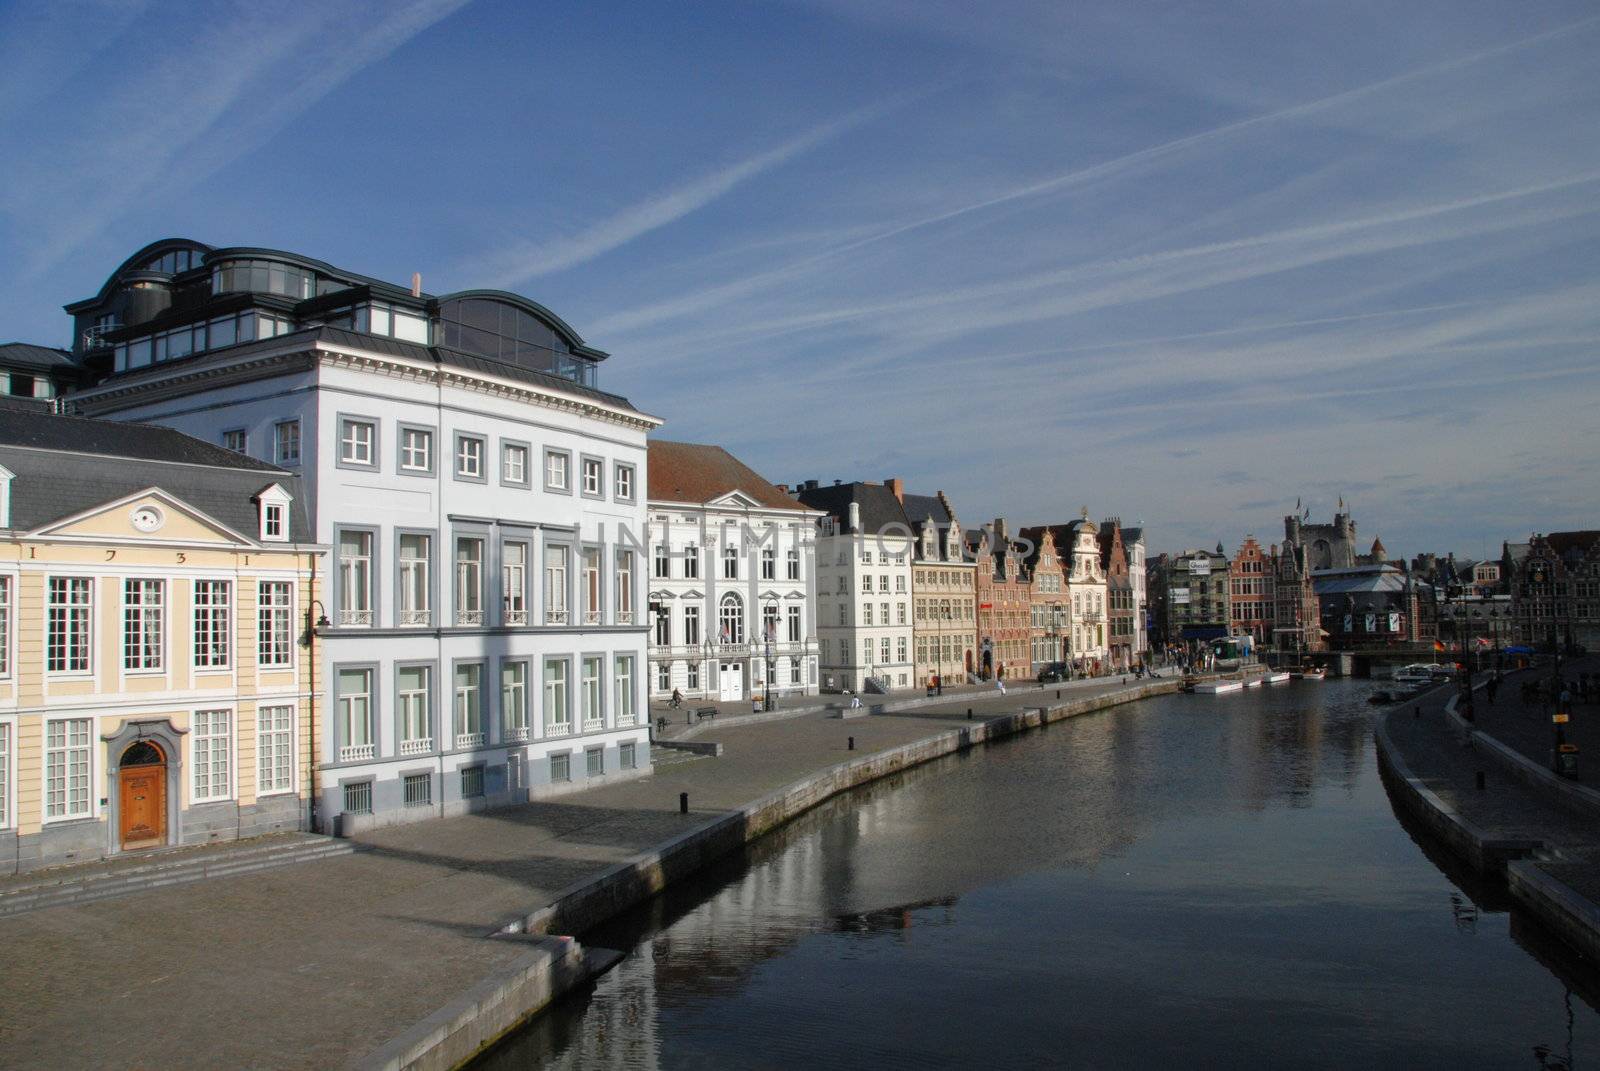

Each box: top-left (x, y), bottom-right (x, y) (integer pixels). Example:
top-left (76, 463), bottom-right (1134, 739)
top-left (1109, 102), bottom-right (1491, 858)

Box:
top-left (274, 421), bottom-right (301, 465)
top-left (503, 542), bottom-right (528, 624)
top-left (897, 603), bottom-right (907, 625)
top-left (223, 429), bottom-right (247, 454)
top-left (398, 666), bottom-right (431, 753)
top-left (724, 545), bottom-right (739, 580)
top-left (615, 464), bottom-right (634, 501)
top-left (787, 605), bottom-right (802, 642)
top-left (582, 548), bottom-right (602, 625)
top-left (503, 662), bottom-right (529, 741)
top-left (549, 752), bottom-right (571, 783)
top-left (863, 604), bottom-right (874, 627)
top-left (787, 548), bottom-right (800, 581)
top-left (879, 575), bottom-right (890, 593)
top-left (863, 638), bottom-right (872, 664)
top-left (791, 659), bottom-right (802, 684)
top-left (545, 546), bottom-right (569, 624)
top-left (45, 719), bottom-right (91, 819)
top-left (762, 602), bottom-right (780, 643)
top-left (258, 582), bottom-right (293, 667)
top-left (839, 605), bottom-right (849, 626)
top-left (544, 658), bottom-right (570, 733)
top-left (719, 594), bottom-right (744, 644)
top-left (582, 457), bottom-right (603, 496)
top-left (404, 773), bottom-right (432, 807)
top-left (895, 575), bottom-right (906, 593)
top-left (654, 543), bottom-right (670, 579)
top-left (656, 661), bottom-right (671, 692)
top-left (655, 608), bottom-right (671, 645)
top-left (615, 656), bottom-right (635, 725)
top-left (262, 502), bottom-right (286, 541)
top-left (586, 747), bottom-right (604, 777)
top-left (761, 547), bottom-right (776, 580)
top-left (686, 660), bottom-right (700, 689)
top-left (47, 576), bottom-right (92, 672)
top-left (400, 427), bottom-right (433, 473)
top-left (683, 543), bottom-right (699, 579)
top-left (343, 781), bottom-right (373, 815)
top-left (621, 740), bottom-right (637, 770)
top-left (0, 723), bottom-right (7, 827)
top-left (683, 605), bottom-right (701, 645)
top-left (123, 579), bottom-right (164, 671)
top-left (454, 663), bottom-right (484, 747)
top-left (545, 450), bottom-right (570, 491)
top-left (502, 442), bottom-right (528, 484)
top-left (258, 705), bottom-right (294, 794)
top-left (337, 668), bottom-right (374, 761)
top-left (399, 534), bottom-right (431, 626)
top-left (0, 576), bottom-right (8, 677)
top-left (897, 637), bottom-right (907, 663)
top-left (455, 537), bottom-right (484, 625)
top-left (862, 574), bottom-right (873, 594)
top-left (615, 551), bottom-right (634, 624)
top-left (461, 765), bottom-right (485, 798)
top-left (455, 434), bottom-right (484, 480)
top-left (193, 580), bottom-right (230, 669)
top-left (582, 656), bottom-right (603, 728)
top-left (338, 531), bottom-right (373, 626)
top-left (339, 418), bottom-right (375, 466)
top-left (192, 710), bottom-right (232, 802)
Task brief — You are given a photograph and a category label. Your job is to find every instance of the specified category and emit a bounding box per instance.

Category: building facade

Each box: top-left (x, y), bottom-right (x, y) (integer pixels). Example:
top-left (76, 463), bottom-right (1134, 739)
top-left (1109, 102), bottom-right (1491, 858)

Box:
top-left (896, 482), bottom-right (975, 687)
top-left (1123, 524), bottom-right (1148, 662)
top-left (1022, 527), bottom-right (1069, 672)
top-left (793, 481), bottom-right (915, 693)
top-left (1099, 521), bottom-right (1136, 670)
top-left (970, 520), bottom-right (1030, 680)
top-left (1228, 536), bottom-right (1275, 646)
top-left (645, 442), bottom-right (820, 704)
top-left (0, 412), bottom-right (319, 872)
top-left (1165, 545), bottom-right (1232, 646)
top-left (64, 238), bottom-right (657, 833)
top-left (1024, 517), bottom-right (1111, 672)
top-left (1505, 531), bottom-right (1600, 651)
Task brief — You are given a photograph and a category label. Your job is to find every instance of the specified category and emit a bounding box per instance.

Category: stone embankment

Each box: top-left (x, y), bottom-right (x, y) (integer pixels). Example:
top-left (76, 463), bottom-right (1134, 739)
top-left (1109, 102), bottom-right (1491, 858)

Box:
top-left (1374, 662), bottom-right (1600, 968)
top-left (366, 678), bottom-right (1181, 1071)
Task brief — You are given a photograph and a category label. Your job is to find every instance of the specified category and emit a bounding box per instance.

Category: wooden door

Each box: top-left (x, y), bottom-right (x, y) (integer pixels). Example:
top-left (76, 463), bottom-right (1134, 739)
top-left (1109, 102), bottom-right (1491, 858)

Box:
top-left (119, 764), bottom-right (166, 850)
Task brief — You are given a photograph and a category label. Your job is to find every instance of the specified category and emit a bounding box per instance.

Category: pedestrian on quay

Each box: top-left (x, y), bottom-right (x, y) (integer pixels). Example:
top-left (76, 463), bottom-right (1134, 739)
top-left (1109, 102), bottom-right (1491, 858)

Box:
top-left (849, 691), bottom-right (862, 710)
top-left (997, 677), bottom-right (1007, 696)
top-left (670, 687), bottom-right (683, 709)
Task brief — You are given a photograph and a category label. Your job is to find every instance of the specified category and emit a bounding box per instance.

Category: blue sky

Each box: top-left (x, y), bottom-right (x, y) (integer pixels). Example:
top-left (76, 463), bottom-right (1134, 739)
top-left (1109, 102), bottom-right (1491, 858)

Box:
top-left (3, 1), bottom-right (1597, 561)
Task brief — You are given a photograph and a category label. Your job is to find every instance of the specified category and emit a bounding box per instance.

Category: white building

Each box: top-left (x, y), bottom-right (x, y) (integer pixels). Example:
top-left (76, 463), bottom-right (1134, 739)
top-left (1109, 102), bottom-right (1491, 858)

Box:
top-left (793, 481), bottom-right (915, 694)
top-left (1063, 516), bottom-right (1110, 666)
top-left (645, 441), bottom-right (821, 705)
top-left (1125, 524), bottom-right (1149, 659)
top-left (64, 239), bottom-right (660, 832)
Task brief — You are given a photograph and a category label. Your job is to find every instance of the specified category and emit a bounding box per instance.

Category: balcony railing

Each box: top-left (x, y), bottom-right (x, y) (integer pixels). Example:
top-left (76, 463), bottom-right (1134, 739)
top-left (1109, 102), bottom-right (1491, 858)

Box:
top-left (583, 610), bottom-right (603, 626)
top-left (338, 609), bottom-right (373, 627)
top-left (546, 609), bottom-right (568, 625)
top-left (399, 737), bottom-right (432, 756)
top-left (455, 732), bottom-right (485, 749)
top-left (504, 609), bottom-right (528, 625)
top-left (616, 610), bottom-right (634, 625)
top-left (339, 743), bottom-right (375, 762)
top-left (455, 609), bottom-right (484, 626)
top-left (547, 719), bottom-right (572, 736)
top-left (398, 609), bottom-right (431, 627)
top-left (504, 725), bottom-right (530, 743)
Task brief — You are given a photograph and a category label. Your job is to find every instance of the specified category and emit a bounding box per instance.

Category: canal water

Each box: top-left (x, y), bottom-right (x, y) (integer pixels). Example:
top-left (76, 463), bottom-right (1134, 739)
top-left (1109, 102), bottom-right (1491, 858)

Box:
top-left (479, 681), bottom-right (1600, 1069)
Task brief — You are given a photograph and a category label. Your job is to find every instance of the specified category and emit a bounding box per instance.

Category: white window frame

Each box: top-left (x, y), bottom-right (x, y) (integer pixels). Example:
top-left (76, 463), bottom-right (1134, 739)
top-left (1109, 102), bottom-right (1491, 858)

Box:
top-left (581, 655), bottom-right (604, 729)
top-left (274, 420), bottom-right (301, 466)
top-left (544, 658), bottom-right (571, 734)
top-left (454, 663), bottom-right (484, 749)
top-left (398, 665), bottom-right (432, 754)
top-left (581, 457), bottom-right (603, 497)
top-left (455, 434), bottom-right (484, 480)
top-left (339, 417), bottom-right (376, 467)
top-left (545, 545), bottom-right (570, 625)
top-left (337, 667), bottom-right (374, 762)
top-left (193, 579), bottom-right (231, 670)
top-left (615, 463), bottom-right (634, 502)
top-left (501, 442), bottom-right (528, 485)
top-left (503, 660), bottom-right (530, 742)
top-left (615, 655), bottom-right (635, 726)
top-left (338, 530), bottom-right (374, 627)
top-left (257, 705), bottom-right (295, 795)
top-left (399, 533), bottom-right (432, 626)
top-left (191, 709), bottom-right (233, 803)
top-left (0, 575), bottom-right (10, 678)
top-left (258, 581), bottom-right (294, 668)
top-left (400, 426), bottom-right (433, 474)
top-left (44, 717), bottom-right (91, 821)
top-left (122, 578), bottom-right (165, 672)
top-left (502, 541), bottom-right (528, 625)
top-left (545, 450), bottom-right (570, 491)
top-left (455, 536), bottom-right (484, 626)
top-left (47, 576), bottom-right (93, 675)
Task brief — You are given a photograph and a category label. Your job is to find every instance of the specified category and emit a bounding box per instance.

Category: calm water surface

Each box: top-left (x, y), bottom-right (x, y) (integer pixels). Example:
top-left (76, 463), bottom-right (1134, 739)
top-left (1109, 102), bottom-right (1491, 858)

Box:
top-left (481, 682), bottom-right (1600, 1069)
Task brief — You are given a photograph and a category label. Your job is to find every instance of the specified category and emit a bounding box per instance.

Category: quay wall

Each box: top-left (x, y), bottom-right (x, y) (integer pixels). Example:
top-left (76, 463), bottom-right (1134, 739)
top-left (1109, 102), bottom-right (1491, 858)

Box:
top-left (359, 679), bottom-right (1181, 1071)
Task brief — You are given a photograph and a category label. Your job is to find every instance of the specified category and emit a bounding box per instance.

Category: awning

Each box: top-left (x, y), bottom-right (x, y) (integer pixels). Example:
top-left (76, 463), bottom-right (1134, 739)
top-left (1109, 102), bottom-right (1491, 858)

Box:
top-left (1181, 626), bottom-right (1228, 640)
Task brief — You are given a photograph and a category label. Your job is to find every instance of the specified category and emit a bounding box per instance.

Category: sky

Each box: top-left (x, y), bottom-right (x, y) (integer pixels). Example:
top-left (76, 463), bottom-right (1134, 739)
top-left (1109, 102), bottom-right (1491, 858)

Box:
top-left (2, 0), bottom-right (1597, 561)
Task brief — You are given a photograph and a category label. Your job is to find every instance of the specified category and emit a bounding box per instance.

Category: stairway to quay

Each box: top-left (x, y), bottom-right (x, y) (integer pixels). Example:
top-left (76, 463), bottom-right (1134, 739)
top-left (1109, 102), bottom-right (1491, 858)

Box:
top-left (0, 676), bottom-right (1171, 1071)
top-left (1376, 656), bottom-right (1600, 968)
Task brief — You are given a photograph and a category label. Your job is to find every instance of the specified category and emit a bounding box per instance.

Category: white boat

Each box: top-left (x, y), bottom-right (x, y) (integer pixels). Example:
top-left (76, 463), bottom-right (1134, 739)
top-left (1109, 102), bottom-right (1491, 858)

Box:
top-left (1292, 667), bottom-right (1326, 680)
top-left (1262, 672), bottom-right (1292, 684)
top-left (1194, 680), bottom-right (1244, 694)
top-left (1393, 664), bottom-right (1435, 686)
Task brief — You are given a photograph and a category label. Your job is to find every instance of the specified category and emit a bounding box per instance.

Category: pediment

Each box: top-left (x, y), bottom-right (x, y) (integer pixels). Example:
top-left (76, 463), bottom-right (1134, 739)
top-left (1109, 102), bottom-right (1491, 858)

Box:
top-left (30, 486), bottom-right (253, 546)
top-left (708, 490), bottom-right (763, 510)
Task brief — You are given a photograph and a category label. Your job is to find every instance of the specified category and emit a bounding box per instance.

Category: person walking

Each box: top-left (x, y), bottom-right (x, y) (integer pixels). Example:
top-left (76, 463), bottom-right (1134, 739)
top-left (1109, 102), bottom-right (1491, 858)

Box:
top-left (849, 691), bottom-right (862, 710)
top-left (997, 677), bottom-right (1007, 696)
top-left (670, 687), bottom-right (683, 709)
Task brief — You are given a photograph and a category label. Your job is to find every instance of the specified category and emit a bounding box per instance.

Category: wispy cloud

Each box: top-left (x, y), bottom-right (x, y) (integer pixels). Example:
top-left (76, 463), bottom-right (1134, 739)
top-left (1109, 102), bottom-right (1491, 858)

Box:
top-left (466, 101), bottom-right (896, 288)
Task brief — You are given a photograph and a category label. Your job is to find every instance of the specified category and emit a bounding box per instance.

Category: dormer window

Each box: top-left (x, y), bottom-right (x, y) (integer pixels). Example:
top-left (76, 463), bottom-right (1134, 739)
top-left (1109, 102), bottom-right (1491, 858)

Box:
top-left (256, 483), bottom-right (293, 543)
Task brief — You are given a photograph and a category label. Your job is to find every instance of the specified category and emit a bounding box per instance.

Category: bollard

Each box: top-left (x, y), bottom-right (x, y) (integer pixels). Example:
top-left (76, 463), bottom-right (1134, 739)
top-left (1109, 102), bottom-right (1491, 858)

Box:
top-left (679, 792), bottom-right (688, 814)
top-left (1476, 771), bottom-right (1486, 790)
top-left (848, 736), bottom-right (855, 751)
top-left (1414, 706), bottom-right (1421, 720)
top-left (1056, 690), bottom-right (1061, 700)
top-left (686, 710), bottom-right (692, 727)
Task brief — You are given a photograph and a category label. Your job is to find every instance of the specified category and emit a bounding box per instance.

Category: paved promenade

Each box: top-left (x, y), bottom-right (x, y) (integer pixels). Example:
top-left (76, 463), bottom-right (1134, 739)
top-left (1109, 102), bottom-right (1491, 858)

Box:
top-left (0, 678), bottom-right (1131, 1070)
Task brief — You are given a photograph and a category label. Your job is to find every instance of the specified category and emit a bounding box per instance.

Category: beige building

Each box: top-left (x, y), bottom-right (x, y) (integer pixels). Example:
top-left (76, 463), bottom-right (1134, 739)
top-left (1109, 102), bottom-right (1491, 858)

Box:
top-left (0, 411), bottom-right (320, 873)
top-left (895, 482), bottom-right (975, 686)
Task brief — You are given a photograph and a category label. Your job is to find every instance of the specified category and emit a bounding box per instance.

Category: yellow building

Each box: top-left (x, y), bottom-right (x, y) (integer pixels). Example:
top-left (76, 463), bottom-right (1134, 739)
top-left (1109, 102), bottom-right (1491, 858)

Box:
top-left (0, 410), bottom-right (321, 873)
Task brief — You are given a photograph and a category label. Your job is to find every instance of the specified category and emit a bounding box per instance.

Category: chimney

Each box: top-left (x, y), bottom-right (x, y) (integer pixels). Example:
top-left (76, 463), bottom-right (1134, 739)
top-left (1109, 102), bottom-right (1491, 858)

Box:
top-left (411, 272), bottom-right (423, 298)
top-left (994, 517), bottom-right (1008, 542)
top-left (776, 483), bottom-right (790, 495)
top-left (847, 501), bottom-right (861, 533)
top-left (885, 477), bottom-right (904, 502)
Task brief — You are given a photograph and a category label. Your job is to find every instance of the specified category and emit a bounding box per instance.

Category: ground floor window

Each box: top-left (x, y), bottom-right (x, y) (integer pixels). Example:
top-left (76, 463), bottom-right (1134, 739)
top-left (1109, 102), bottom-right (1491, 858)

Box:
top-left (655, 661), bottom-right (671, 692)
top-left (586, 746), bottom-right (604, 777)
top-left (550, 752), bottom-right (571, 783)
top-left (343, 780), bottom-right (373, 814)
top-left (460, 764), bottom-right (485, 798)
top-left (545, 659), bottom-right (571, 734)
top-left (257, 705), bottom-right (294, 794)
top-left (615, 656), bottom-right (635, 725)
top-left (404, 772), bottom-right (432, 807)
top-left (620, 741), bottom-right (637, 770)
top-left (192, 710), bottom-right (232, 802)
top-left (45, 718), bottom-right (92, 819)
top-left (686, 661), bottom-right (700, 689)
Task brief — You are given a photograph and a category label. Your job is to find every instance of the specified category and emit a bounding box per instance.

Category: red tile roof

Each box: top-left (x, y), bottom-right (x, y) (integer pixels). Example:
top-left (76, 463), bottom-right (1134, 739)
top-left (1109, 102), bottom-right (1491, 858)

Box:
top-left (647, 440), bottom-right (809, 510)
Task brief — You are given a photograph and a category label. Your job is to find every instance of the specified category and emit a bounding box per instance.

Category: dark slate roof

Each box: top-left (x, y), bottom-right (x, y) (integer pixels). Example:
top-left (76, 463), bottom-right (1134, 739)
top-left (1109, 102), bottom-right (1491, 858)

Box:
top-left (0, 342), bottom-right (81, 372)
top-left (1121, 526), bottom-right (1144, 544)
top-left (647, 440), bottom-right (809, 510)
top-left (793, 482), bottom-right (910, 535)
top-left (92, 325), bottom-right (642, 415)
top-left (900, 492), bottom-right (950, 527)
top-left (0, 394), bottom-right (53, 413)
top-left (0, 411), bottom-right (311, 541)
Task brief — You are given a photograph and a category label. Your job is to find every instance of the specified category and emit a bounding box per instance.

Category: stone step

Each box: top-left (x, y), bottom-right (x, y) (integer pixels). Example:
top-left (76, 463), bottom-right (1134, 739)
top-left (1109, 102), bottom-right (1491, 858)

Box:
top-left (0, 837), bottom-right (363, 918)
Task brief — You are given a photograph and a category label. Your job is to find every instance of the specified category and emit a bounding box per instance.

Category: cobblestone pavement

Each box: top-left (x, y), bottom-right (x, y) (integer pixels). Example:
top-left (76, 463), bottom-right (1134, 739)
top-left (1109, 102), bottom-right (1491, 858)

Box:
top-left (0, 681), bottom-right (1133, 1070)
top-left (1458, 654), bottom-right (1600, 780)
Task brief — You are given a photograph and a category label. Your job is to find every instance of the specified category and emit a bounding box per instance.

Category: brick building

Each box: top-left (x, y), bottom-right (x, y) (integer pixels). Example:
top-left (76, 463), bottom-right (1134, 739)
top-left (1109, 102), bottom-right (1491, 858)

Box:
top-left (969, 520), bottom-right (1031, 680)
top-left (1228, 536), bottom-right (1275, 646)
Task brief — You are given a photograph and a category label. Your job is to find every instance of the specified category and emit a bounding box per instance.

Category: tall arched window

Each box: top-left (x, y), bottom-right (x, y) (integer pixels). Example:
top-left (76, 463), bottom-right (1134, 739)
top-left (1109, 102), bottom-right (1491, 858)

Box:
top-left (719, 593), bottom-right (744, 645)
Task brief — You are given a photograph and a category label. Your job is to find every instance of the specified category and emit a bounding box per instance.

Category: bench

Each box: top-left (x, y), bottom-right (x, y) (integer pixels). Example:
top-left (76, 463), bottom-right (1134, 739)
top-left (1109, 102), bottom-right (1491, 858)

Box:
top-left (694, 706), bottom-right (718, 724)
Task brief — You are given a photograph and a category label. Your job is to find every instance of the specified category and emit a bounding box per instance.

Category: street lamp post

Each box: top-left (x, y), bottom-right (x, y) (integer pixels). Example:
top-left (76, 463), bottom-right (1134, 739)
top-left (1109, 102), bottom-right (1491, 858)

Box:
top-left (761, 592), bottom-right (779, 712)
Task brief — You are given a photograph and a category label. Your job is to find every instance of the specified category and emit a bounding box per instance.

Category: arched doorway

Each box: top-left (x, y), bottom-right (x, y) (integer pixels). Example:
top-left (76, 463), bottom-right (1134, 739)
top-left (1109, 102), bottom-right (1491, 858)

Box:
top-left (118, 741), bottom-right (167, 850)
